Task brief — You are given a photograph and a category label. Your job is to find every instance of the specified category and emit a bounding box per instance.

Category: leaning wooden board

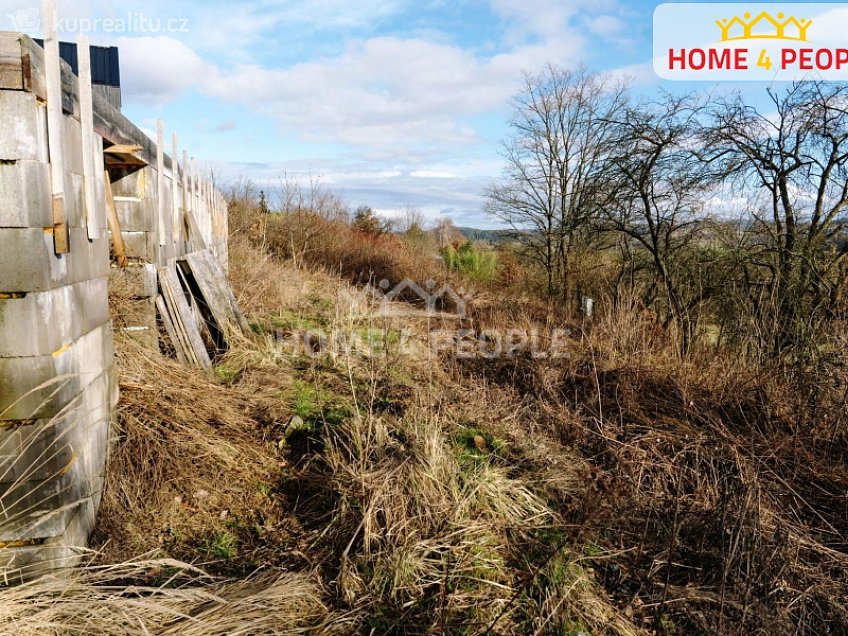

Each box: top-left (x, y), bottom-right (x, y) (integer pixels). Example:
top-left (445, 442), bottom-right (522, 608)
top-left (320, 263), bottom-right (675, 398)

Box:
top-left (182, 249), bottom-right (250, 337)
top-left (158, 265), bottom-right (212, 370)
top-left (155, 295), bottom-right (188, 366)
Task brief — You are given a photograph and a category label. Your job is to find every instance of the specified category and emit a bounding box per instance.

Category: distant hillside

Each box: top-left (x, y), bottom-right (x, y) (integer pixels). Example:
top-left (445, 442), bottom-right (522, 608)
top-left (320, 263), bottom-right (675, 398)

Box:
top-left (457, 226), bottom-right (513, 244)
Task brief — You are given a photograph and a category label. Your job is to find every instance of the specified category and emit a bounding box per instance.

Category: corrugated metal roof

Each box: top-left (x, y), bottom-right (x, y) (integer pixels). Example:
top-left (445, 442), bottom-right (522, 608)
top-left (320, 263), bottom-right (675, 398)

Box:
top-left (33, 40), bottom-right (121, 87)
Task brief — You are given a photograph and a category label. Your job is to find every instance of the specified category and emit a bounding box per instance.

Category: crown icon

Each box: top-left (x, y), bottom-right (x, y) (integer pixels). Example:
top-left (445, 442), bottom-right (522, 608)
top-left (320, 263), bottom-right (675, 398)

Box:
top-left (716, 11), bottom-right (812, 42)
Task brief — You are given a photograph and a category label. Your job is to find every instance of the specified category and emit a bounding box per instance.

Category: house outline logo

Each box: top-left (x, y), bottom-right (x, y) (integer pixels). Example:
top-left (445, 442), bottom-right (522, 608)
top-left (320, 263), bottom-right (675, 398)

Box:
top-left (361, 278), bottom-right (473, 319)
top-left (7, 7), bottom-right (41, 33)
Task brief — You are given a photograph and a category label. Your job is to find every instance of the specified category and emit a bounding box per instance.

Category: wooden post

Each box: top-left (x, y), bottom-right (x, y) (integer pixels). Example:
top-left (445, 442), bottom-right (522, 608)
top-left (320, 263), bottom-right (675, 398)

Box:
top-left (172, 132), bottom-right (180, 243)
top-left (156, 119), bottom-right (166, 247)
top-left (104, 171), bottom-right (128, 267)
top-left (181, 149), bottom-right (188, 212)
top-left (77, 35), bottom-right (99, 240)
top-left (191, 157), bottom-right (197, 220)
top-left (43, 0), bottom-right (68, 254)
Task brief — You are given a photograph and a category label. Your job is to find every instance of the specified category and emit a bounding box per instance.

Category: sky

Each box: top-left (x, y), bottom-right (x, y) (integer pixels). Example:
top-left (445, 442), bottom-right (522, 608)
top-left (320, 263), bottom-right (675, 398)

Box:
top-left (0, 1), bottom-right (839, 227)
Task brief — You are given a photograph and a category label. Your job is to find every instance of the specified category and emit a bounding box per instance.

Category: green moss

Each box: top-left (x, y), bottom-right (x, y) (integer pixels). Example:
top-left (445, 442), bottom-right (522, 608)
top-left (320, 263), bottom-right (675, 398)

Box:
top-left (288, 380), bottom-right (352, 428)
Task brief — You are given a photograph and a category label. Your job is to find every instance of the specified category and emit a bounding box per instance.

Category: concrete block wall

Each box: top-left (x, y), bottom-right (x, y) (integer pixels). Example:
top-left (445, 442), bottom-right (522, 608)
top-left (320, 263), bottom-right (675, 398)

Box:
top-left (0, 79), bottom-right (115, 580)
top-left (0, 31), bottom-right (229, 580)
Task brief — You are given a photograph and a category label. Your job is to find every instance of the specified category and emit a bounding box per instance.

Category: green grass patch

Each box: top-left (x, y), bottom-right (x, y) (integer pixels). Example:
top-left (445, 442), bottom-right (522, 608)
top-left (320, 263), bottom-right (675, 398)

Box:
top-left (199, 531), bottom-right (237, 560)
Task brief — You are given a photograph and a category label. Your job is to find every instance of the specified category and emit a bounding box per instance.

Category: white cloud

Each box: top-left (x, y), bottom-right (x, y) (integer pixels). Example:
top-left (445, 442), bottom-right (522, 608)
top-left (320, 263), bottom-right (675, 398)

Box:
top-left (584, 15), bottom-right (625, 37)
top-left (114, 36), bottom-right (218, 104)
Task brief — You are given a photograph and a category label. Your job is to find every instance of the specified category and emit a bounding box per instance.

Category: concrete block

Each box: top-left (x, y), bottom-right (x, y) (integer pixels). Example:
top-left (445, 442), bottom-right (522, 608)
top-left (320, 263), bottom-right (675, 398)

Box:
top-left (0, 277), bottom-right (109, 357)
top-left (0, 355), bottom-right (75, 421)
top-left (0, 420), bottom-right (62, 483)
top-left (110, 166), bottom-right (147, 199)
top-left (0, 414), bottom-right (77, 483)
top-left (63, 171), bottom-right (86, 229)
top-left (114, 199), bottom-right (154, 233)
top-left (0, 468), bottom-right (82, 541)
top-left (0, 361), bottom-right (113, 544)
top-left (0, 161), bottom-right (52, 228)
top-left (0, 227), bottom-right (111, 292)
top-left (62, 115), bottom-right (84, 176)
top-left (0, 91), bottom-right (45, 161)
top-left (0, 323), bottom-right (115, 420)
top-left (121, 230), bottom-right (153, 261)
top-left (0, 228), bottom-right (70, 292)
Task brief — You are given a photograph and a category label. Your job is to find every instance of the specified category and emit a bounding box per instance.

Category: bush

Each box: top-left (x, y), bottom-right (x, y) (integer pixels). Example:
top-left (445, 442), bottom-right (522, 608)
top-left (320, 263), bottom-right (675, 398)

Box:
top-left (442, 241), bottom-right (498, 282)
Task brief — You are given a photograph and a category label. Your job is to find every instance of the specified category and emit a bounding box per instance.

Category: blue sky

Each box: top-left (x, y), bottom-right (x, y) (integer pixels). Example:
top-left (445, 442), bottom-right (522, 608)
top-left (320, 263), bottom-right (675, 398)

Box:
top-left (1, 1), bottom-right (835, 227)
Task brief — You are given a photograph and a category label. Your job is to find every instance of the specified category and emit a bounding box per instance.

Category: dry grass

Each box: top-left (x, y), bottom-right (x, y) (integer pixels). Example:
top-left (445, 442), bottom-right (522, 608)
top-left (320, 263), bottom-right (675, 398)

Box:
top-left (92, 334), bottom-right (292, 570)
top-left (0, 558), bottom-right (328, 635)
top-left (6, 193), bottom-right (846, 635)
top-left (454, 289), bottom-right (848, 635)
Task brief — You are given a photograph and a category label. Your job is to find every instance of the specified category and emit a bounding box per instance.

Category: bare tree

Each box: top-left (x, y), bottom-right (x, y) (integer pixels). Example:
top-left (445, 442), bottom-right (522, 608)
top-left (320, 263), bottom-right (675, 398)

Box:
top-left (708, 82), bottom-right (848, 354)
top-left (395, 205), bottom-right (426, 235)
top-left (486, 65), bottom-right (628, 307)
top-left (433, 218), bottom-right (463, 248)
top-left (602, 94), bottom-right (714, 355)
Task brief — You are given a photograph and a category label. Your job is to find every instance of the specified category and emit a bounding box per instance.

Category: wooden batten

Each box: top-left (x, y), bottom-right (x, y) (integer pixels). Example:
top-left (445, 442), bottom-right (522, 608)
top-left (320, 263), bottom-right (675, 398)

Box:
top-left (76, 35), bottom-right (99, 240)
top-left (156, 120), bottom-right (166, 246)
top-left (103, 170), bottom-right (128, 268)
top-left (43, 0), bottom-right (69, 254)
top-left (172, 132), bottom-right (180, 242)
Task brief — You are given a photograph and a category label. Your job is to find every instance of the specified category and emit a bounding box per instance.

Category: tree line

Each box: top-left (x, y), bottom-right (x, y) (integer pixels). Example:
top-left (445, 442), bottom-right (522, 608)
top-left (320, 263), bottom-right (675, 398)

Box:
top-left (487, 66), bottom-right (848, 360)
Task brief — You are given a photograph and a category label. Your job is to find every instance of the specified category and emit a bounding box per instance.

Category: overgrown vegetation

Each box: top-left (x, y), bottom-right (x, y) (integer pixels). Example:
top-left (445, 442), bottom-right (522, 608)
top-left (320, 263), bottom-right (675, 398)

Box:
top-left (4, 75), bottom-right (847, 636)
top-left (487, 68), bottom-right (848, 362)
top-left (442, 241), bottom-right (499, 282)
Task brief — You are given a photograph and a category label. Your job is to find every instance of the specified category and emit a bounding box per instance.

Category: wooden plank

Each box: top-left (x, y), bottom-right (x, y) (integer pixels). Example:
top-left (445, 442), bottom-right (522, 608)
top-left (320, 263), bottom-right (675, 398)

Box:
top-left (104, 144), bottom-right (143, 155)
top-left (172, 132), bottom-right (180, 242)
top-left (181, 150), bottom-right (189, 224)
top-left (183, 249), bottom-right (250, 336)
top-left (208, 248), bottom-right (249, 333)
top-left (184, 208), bottom-right (206, 250)
top-left (43, 0), bottom-right (68, 254)
top-left (159, 269), bottom-right (198, 367)
top-left (159, 274), bottom-right (198, 367)
top-left (156, 120), bottom-right (166, 246)
top-left (155, 295), bottom-right (188, 365)
top-left (77, 35), bottom-right (99, 240)
top-left (92, 130), bottom-right (106, 234)
top-left (158, 266), bottom-right (211, 370)
top-left (103, 170), bottom-right (128, 268)
top-left (190, 157), bottom-right (197, 220)
top-left (0, 33), bottom-right (23, 90)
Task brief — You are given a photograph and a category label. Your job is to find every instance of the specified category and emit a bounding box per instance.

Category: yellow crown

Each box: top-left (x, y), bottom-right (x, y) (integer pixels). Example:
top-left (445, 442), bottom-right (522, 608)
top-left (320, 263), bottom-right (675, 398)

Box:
top-left (716, 11), bottom-right (812, 42)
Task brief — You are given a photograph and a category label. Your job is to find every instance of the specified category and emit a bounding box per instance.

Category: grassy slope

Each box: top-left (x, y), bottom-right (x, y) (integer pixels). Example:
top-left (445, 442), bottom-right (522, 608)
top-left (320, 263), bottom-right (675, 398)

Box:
top-left (5, 233), bottom-right (847, 635)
